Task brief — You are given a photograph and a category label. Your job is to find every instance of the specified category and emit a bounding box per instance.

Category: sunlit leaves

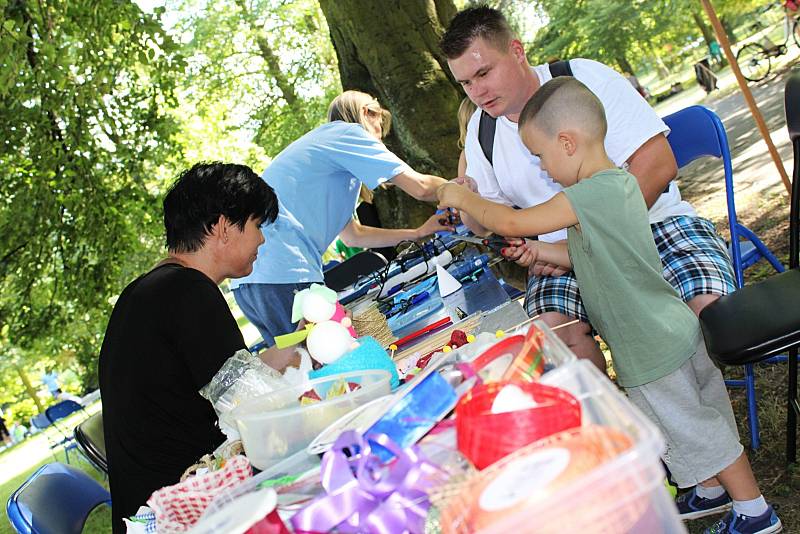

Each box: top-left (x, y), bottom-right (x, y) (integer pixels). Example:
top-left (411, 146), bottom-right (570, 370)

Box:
top-left (0, 0), bottom-right (182, 384)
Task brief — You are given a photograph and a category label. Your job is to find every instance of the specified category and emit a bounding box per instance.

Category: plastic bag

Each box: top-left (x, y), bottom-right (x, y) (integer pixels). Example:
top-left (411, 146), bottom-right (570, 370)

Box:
top-left (200, 349), bottom-right (290, 439)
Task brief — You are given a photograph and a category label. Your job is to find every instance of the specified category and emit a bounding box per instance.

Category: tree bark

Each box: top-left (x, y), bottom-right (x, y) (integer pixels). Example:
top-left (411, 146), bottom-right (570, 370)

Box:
top-left (615, 55), bottom-right (635, 76)
top-left (235, 0), bottom-right (310, 130)
top-left (16, 364), bottom-right (44, 413)
top-left (319, 0), bottom-right (461, 228)
top-left (692, 10), bottom-right (715, 47)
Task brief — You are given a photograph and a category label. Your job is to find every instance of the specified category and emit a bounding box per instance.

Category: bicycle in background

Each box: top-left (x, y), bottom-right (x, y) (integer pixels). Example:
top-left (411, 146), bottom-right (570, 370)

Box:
top-left (736, 0), bottom-right (800, 82)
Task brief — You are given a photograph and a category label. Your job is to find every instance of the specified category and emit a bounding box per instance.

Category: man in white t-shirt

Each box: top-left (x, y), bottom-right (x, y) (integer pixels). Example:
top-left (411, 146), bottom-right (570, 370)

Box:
top-left (440, 7), bottom-right (735, 370)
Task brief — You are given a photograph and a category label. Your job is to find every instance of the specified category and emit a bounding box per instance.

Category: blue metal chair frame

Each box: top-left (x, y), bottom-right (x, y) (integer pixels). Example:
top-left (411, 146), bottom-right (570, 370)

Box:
top-left (663, 105), bottom-right (785, 449)
top-left (6, 462), bottom-right (111, 534)
top-left (43, 401), bottom-right (88, 464)
top-left (29, 414), bottom-right (63, 463)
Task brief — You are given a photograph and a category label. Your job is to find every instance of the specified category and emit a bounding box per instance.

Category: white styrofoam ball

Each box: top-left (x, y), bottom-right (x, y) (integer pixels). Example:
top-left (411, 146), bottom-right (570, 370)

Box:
top-left (491, 384), bottom-right (538, 414)
top-left (302, 292), bottom-right (336, 324)
top-left (306, 320), bottom-right (354, 364)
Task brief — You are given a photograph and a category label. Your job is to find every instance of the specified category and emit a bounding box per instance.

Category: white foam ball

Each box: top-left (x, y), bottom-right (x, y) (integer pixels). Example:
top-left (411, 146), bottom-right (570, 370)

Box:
top-left (491, 384), bottom-right (538, 414)
top-left (302, 292), bottom-right (336, 324)
top-left (306, 320), bottom-right (354, 364)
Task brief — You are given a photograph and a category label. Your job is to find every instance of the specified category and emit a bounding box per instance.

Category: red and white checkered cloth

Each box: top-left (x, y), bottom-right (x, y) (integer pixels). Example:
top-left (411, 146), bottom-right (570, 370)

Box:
top-left (146, 455), bottom-right (253, 533)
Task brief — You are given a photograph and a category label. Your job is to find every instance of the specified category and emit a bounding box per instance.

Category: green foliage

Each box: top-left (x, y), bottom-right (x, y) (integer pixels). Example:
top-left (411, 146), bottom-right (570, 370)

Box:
top-left (0, 0), bottom-right (778, 419)
top-left (527, 0), bottom-right (765, 76)
top-left (0, 0), bottom-right (183, 386)
top-left (171, 0), bottom-right (341, 159)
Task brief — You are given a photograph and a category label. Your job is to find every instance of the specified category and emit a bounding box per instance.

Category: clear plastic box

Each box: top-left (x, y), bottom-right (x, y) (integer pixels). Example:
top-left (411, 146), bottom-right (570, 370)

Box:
top-left (439, 360), bottom-right (686, 533)
top-left (439, 320), bottom-right (687, 534)
top-left (200, 447), bottom-right (322, 521)
top-left (506, 318), bottom-right (578, 369)
top-left (231, 370), bottom-right (391, 470)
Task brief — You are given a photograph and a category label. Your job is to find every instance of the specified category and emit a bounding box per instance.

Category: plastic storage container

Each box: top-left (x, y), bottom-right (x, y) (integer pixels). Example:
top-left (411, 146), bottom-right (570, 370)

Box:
top-left (201, 447), bottom-right (322, 521)
top-left (232, 370), bottom-right (391, 470)
top-left (440, 341), bottom-right (687, 534)
top-left (391, 321), bottom-right (678, 532)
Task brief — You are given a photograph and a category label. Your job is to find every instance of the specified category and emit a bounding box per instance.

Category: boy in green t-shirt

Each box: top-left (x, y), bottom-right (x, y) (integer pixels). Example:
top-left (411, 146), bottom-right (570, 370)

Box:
top-left (437, 77), bottom-right (781, 534)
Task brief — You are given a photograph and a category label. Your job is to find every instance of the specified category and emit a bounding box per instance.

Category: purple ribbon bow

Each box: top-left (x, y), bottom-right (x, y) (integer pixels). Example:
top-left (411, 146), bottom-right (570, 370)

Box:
top-left (290, 431), bottom-right (443, 534)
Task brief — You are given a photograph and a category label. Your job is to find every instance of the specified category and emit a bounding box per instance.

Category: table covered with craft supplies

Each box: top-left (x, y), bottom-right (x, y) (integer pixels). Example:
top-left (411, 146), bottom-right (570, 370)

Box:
top-left (126, 232), bottom-right (688, 534)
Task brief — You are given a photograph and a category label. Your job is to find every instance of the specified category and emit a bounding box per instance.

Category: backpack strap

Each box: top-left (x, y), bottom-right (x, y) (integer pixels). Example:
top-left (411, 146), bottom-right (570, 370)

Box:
top-left (548, 60), bottom-right (573, 78)
top-left (477, 110), bottom-right (497, 165)
top-left (477, 60), bottom-right (572, 166)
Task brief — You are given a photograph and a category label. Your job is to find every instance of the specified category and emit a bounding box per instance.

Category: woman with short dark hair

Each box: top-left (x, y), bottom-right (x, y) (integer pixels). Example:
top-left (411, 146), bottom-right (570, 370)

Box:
top-left (99, 162), bottom-right (278, 533)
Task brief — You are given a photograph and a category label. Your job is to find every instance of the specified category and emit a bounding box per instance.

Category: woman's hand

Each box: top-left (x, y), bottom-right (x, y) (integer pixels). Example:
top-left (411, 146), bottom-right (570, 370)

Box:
top-left (416, 213), bottom-right (455, 239)
top-left (500, 238), bottom-right (538, 267)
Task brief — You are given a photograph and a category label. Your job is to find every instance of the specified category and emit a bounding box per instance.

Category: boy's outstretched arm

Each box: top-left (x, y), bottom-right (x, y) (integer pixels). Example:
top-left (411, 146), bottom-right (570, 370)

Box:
top-left (437, 183), bottom-right (578, 238)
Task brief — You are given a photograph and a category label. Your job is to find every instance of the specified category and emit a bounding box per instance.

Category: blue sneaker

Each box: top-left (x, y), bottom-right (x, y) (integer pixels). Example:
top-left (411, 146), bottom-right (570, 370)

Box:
top-left (704, 506), bottom-right (782, 534)
top-left (676, 486), bottom-right (732, 519)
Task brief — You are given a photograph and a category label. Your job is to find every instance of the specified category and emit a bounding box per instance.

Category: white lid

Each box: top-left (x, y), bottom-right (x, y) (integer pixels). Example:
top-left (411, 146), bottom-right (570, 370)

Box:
top-left (306, 394), bottom-right (390, 455)
top-left (188, 489), bottom-right (277, 534)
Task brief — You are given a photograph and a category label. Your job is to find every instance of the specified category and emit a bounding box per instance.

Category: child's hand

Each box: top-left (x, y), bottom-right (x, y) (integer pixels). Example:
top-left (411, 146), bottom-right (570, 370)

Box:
top-left (451, 175), bottom-right (479, 193)
top-left (436, 181), bottom-right (468, 209)
top-left (529, 261), bottom-right (571, 277)
top-left (436, 182), bottom-right (456, 206)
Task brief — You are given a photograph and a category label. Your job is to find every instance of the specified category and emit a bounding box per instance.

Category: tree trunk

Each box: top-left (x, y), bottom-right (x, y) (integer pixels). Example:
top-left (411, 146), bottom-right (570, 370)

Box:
top-left (615, 55), bottom-right (635, 76)
top-left (692, 10), bottom-right (715, 47)
top-left (720, 16), bottom-right (738, 45)
top-left (235, 0), bottom-right (310, 131)
top-left (650, 47), bottom-right (671, 79)
top-left (15, 364), bottom-right (44, 413)
top-left (319, 0), bottom-right (461, 228)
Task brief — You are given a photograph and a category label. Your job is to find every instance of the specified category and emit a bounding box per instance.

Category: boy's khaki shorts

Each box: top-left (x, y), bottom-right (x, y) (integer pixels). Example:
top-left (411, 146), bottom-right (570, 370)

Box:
top-left (626, 339), bottom-right (743, 488)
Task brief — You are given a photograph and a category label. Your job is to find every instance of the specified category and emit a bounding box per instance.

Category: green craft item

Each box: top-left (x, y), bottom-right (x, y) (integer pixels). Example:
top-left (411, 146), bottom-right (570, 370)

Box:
top-left (274, 324), bottom-right (313, 349)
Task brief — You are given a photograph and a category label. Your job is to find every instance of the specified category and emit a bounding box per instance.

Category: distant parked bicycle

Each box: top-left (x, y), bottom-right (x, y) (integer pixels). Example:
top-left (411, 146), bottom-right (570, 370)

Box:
top-left (736, 0), bottom-right (800, 82)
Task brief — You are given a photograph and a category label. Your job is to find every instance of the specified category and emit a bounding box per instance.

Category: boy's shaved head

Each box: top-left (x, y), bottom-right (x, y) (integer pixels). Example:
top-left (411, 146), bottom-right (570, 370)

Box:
top-left (519, 77), bottom-right (607, 141)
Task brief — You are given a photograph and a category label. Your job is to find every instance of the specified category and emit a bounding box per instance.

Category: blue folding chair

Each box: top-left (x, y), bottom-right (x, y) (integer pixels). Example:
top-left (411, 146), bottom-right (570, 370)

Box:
top-left (44, 400), bottom-right (86, 424)
top-left (6, 462), bottom-right (111, 534)
top-left (43, 401), bottom-right (87, 464)
top-left (663, 105), bottom-right (785, 449)
top-left (29, 414), bottom-right (64, 463)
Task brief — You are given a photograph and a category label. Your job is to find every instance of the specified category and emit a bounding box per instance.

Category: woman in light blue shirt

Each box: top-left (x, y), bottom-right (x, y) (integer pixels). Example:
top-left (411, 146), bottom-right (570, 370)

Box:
top-left (231, 90), bottom-right (451, 347)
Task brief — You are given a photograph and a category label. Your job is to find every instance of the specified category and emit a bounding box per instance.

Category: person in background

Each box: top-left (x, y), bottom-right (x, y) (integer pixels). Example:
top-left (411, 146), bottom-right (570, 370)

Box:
top-left (10, 422), bottom-right (28, 444)
top-left (99, 162), bottom-right (284, 533)
top-left (0, 411), bottom-right (11, 447)
top-left (41, 369), bottom-right (61, 398)
top-left (709, 40), bottom-right (723, 66)
top-left (457, 97), bottom-right (478, 176)
top-left (624, 71), bottom-right (649, 99)
top-left (231, 90), bottom-right (453, 348)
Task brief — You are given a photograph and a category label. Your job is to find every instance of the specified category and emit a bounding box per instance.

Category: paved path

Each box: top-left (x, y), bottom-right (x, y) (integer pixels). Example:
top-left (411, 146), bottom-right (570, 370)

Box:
top-left (653, 52), bottom-right (799, 231)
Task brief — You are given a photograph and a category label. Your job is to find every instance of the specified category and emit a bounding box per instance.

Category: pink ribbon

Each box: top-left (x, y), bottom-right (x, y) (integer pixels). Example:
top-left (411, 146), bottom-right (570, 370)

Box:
top-left (290, 431), bottom-right (443, 534)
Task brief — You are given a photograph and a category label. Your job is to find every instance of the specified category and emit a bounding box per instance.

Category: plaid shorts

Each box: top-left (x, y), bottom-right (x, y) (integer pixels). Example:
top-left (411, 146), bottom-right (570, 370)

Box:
top-left (524, 216), bottom-right (736, 322)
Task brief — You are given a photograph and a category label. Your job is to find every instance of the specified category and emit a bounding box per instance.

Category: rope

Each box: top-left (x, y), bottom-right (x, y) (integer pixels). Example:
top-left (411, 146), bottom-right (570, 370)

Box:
top-left (352, 302), bottom-right (395, 347)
